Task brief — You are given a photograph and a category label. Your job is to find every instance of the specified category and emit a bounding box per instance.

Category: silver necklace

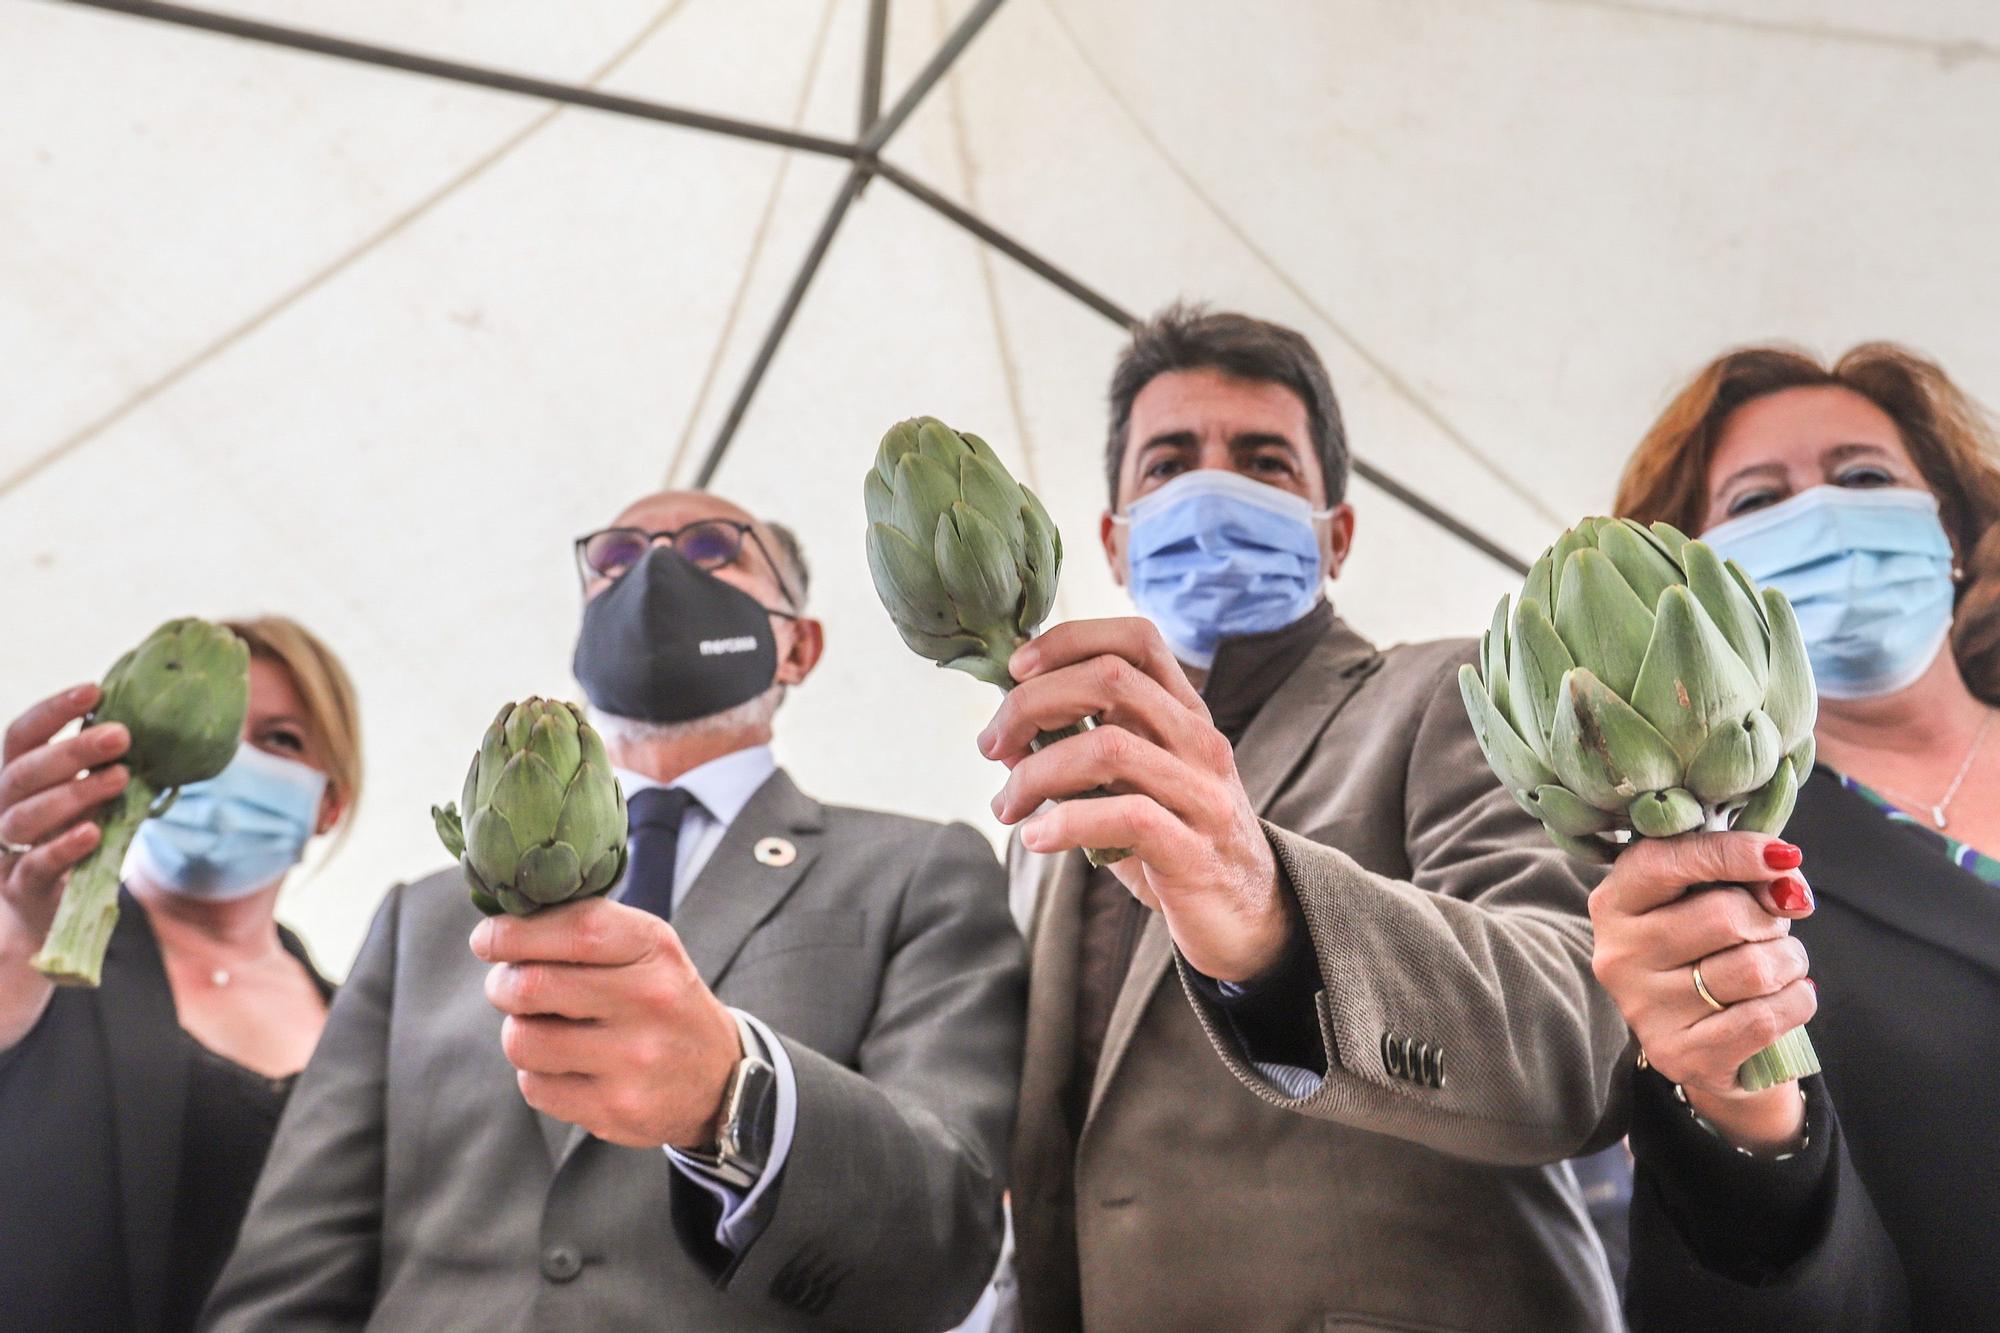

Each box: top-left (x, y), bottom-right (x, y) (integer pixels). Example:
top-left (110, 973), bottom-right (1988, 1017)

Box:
top-left (1865, 709), bottom-right (1995, 830)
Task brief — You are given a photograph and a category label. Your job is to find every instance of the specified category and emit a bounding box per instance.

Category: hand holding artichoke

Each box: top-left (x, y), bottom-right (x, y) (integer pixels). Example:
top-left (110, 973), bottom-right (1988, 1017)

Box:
top-left (865, 417), bottom-right (1126, 865)
top-left (433, 698), bottom-right (628, 917)
top-left (1459, 517), bottom-right (1821, 1091)
top-left (32, 618), bottom-right (250, 986)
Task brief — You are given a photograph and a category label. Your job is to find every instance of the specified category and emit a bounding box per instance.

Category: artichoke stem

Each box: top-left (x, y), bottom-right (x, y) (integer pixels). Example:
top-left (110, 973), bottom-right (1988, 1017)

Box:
top-left (30, 775), bottom-right (155, 988)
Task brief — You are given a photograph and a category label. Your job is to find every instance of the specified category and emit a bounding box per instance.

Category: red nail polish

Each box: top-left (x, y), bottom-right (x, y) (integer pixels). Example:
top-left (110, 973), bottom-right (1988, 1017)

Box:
top-left (1806, 977), bottom-right (1818, 994)
top-left (1771, 876), bottom-right (1813, 914)
top-left (1762, 841), bottom-right (1803, 871)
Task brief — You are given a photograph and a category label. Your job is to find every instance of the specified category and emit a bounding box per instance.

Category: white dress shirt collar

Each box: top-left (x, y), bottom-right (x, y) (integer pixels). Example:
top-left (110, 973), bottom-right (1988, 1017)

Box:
top-left (613, 744), bottom-right (776, 830)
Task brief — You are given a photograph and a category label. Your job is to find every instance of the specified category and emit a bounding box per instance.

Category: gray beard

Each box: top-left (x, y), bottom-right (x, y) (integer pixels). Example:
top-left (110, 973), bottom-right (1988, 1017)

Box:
top-left (585, 684), bottom-right (783, 748)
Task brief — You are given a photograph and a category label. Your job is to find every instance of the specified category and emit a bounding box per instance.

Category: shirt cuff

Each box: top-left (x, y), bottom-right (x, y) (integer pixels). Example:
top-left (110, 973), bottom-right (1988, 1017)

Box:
top-left (662, 1009), bottom-right (798, 1252)
top-left (1182, 864), bottom-right (1328, 1076)
top-left (1627, 1068), bottom-right (1835, 1279)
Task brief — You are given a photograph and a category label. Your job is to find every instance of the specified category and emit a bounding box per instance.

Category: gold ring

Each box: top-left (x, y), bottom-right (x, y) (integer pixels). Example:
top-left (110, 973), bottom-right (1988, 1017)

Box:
top-left (1691, 962), bottom-right (1727, 1013)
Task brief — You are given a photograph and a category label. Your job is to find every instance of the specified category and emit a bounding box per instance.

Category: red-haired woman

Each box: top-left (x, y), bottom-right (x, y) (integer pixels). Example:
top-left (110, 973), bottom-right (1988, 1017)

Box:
top-left (1601, 344), bottom-right (2000, 1329)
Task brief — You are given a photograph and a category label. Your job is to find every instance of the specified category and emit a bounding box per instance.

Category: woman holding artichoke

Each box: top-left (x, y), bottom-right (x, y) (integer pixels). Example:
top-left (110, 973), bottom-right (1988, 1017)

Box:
top-left (1602, 344), bottom-right (2000, 1329)
top-left (0, 616), bottom-right (362, 1332)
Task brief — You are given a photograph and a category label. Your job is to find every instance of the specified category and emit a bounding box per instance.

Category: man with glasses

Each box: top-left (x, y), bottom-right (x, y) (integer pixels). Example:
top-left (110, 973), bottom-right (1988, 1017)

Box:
top-left (206, 491), bottom-right (1028, 1332)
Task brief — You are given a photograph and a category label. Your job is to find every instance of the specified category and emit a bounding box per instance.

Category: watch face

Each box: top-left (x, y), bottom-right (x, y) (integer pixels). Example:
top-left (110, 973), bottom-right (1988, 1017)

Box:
top-left (727, 1058), bottom-right (779, 1171)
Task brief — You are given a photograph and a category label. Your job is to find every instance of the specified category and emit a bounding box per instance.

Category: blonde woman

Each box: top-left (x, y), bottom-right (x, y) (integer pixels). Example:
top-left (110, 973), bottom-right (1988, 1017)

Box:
top-left (0, 616), bottom-right (362, 1331)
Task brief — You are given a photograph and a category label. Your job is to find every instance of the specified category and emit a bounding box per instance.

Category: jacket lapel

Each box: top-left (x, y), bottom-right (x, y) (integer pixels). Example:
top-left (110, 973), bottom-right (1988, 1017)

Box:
top-left (1080, 616), bottom-right (1381, 1130)
top-left (1233, 614), bottom-right (1381, 811)
top-left (1014, 846), bottom-right (1087, 1165)
top-left (94, 892), bottom-right (190, 1333)
top-left (555, 769), bottom-right (824, 1168)
top-left (1791, 769), bottom-right (2000, 979)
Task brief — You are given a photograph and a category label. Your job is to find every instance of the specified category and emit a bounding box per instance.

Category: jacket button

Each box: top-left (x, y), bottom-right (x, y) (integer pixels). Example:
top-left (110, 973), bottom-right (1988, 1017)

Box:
top-left (1381, 1032), bottom-right (1404, 1078)
top-left (1433, 1047), bottom-right (1447, 1088)
top-left (1401, 1036), bottom-right (1421, 1081)
top-left (542, 1244), bottom-right (583, 1283)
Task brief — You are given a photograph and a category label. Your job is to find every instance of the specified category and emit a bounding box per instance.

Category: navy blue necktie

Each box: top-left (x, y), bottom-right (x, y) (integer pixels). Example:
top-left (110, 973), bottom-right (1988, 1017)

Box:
top-left (620, 786), bottom-right (694, 921)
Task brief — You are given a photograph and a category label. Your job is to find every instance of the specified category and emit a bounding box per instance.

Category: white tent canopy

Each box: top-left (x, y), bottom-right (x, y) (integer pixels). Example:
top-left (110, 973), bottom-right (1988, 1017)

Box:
top-left (7, 0), bottom-right (1998, 972)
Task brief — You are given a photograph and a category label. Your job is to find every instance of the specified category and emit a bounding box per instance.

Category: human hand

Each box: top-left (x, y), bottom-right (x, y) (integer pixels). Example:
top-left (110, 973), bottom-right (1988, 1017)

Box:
top-left (472, 898), bottom-right (742, 1150)
top-left (981, 617), bottom-right (1287, 983)
top-left (0, 685), bottom-right (130, 956)
top-left (1589, 833), bottom-right (1817, 1150)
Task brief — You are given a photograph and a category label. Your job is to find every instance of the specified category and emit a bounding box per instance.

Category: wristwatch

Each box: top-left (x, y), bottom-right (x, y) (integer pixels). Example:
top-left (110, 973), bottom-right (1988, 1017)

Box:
top-left (679, 1012), bottom-right (778, 1191)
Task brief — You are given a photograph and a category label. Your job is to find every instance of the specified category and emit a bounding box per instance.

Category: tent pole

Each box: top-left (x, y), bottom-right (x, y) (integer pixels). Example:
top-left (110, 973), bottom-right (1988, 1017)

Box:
top-left (47, 0), bottom-right (1527, 572)
top-left (858, 0), bottom-right (1003, 156)
top-left (51, 0), bottom-right (859, 160)
top-left (693, 166), bottom-right (872, 487)
top-left (876, 162), bottom-right (1527, 573)
top-left (860, 0), bottom-right (889, 133)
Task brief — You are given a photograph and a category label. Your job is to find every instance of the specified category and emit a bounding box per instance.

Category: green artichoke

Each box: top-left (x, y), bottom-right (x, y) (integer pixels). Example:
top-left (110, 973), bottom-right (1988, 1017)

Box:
top-left (865, 416), bottom-right (1063, 689)
top-left (864, 417), bottom-right (1125, 866)
top-left (33, 618), bottom-right (251, 986)
top-left (1459, 517), bottom-right (1820, 1091)
top-left (433, 698), bottom-right (628, 917)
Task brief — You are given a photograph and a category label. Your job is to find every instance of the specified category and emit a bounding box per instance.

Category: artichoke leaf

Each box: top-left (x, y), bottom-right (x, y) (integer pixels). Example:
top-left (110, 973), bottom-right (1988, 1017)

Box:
top-left (1554, 547), bottom-right (1655, 699)
top-left (1684, 539), bottom-right (1769, 690)
top-left (1458, 665), bottom-right (1556, 795)
top-left (1630, 587), bottom-right (1761, 766)
top-left (1628, 787), bottom-right (1706, 838)
top-left (1549, 667), bottom-right (1685, 811)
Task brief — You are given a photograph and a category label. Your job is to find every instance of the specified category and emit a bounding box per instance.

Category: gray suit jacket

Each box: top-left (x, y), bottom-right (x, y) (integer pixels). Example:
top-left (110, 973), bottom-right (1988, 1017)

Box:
top-left (203, 769), bottom-right (1027, 1332)
top-left (1010, 617), bottom-right (1631, 1332)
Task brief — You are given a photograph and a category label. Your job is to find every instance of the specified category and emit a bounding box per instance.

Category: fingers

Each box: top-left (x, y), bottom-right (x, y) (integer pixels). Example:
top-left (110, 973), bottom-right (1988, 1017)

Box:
top-left (1749, 873), bottom-right (1815, 920)
top-left (471, 898), bottom-right (676, 968)
top-left (1681, 979), bottom-right (1819, 1083)
top-left (979, 653), bottom-right (1213, 767)
top-left (2, 821), bottom-right (99, 905)
top-left (501, 1014), bottom-right (619, 1077)
top-left (1020, 792), bottom-right (1204, 867)
top-left (0, 723), bottom-right (130, 813)
top-left (485, 961), bottom-right (606, 1021)
top-left (0, 764), bottom-right (128, 849)
top-left (1687, 936), bottom-right (1811, 1008)
top-left (1008, 619), bottom-right (1204, 712)
top-left (1594, 832), bottom-right (1804, 918)
top-left (992, 726), bottom-right (1206, 826)
top-left (1626, 883), bottom-right (1792, 971)
top-left (2, 685), bottom-right (102, 765)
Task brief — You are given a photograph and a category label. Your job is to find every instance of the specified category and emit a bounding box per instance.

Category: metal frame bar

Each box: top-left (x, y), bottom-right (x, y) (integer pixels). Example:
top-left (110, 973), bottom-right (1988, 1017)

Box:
top-left (46, 0), bottom-right (1529, 573)
top-left (692, 166), bottom-right (871, 487)
top-left (860, 0), bottom-right (889, 133)
top-left (53, 0), bottom-right (857, 159)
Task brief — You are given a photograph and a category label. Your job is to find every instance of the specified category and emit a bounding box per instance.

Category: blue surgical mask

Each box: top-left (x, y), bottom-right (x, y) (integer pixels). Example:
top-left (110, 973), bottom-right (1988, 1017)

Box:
top-left (1113, 469), bottom-right (1330, 668)
top-left (1702, 484), bottom-right (1956, 700)
top-left (129, 742), bottom-right (328, 900)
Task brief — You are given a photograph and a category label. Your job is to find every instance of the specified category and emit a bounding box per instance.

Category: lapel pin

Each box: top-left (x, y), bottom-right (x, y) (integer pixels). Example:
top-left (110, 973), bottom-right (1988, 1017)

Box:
top-left (753, 836), bottom-right (797, 868)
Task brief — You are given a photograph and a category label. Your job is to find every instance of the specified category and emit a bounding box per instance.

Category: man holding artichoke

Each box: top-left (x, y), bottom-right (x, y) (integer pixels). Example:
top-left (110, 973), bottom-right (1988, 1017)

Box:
top-left (205, 493), bottom-right (1026, 1332)
top-left (994, 306), bottom-right (1636, 1331)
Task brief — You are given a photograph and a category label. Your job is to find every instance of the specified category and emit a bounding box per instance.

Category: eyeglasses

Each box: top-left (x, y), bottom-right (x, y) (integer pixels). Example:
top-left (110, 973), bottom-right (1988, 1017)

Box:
top-left (573, 519), bottom-right (801, 610)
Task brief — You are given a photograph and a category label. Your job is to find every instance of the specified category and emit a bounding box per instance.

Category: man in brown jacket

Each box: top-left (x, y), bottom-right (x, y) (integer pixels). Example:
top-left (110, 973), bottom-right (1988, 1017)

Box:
top-left (982, 305), bottom-right (1632, 1331)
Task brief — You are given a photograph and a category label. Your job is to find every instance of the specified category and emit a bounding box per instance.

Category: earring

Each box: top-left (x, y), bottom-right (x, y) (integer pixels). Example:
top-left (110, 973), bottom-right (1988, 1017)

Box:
top-left (1953, 565), bottom-right (1967, 582)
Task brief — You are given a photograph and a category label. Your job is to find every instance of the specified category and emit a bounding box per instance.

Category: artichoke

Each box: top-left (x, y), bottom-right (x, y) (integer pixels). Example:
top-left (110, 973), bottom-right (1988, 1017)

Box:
top-left (864, 417), bottom-right (1125, 866)
top-left (432, 698), bottom-right (628, 917)
top-left (1459, 517), bottom-right (1820, 1091)
top-left (33, 618), bottom-right (251, 986)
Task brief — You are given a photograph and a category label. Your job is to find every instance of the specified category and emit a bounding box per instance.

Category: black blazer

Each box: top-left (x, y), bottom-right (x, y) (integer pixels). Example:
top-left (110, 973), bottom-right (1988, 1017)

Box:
top-left (0, 890), bottom-right (324, 1332)
top-left (1627, 769), bottom-right (2000, 1329)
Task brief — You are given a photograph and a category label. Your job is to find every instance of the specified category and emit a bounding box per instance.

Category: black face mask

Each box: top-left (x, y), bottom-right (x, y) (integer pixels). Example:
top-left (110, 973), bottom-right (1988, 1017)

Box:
top-left (573, 547), bottom-right (784, 724)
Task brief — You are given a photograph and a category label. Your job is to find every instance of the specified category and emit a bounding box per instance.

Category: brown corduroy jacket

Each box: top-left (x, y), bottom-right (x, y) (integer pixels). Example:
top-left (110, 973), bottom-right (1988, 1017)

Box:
top-left (1008, 614), bottom-right (1632, 1333)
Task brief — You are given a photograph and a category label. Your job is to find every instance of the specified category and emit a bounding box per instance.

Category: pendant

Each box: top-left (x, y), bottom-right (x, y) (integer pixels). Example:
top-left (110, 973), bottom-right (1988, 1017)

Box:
top-left (1931, 806), bottom-right (1949, 830)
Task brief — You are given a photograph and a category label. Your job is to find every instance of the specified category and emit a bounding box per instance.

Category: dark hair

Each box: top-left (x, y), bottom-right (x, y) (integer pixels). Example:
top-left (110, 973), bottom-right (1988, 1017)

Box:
top-left (763, 520), bottom-right (811, 609)
top-left (1615, 342), bottom-right (2000, 705)
top-left (1105, 303), bottom-right (1349, 506)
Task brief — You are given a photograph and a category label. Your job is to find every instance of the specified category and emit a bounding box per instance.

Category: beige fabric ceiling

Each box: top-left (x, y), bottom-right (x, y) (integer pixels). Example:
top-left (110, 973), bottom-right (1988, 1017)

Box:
top-left (5, 0), bottom-right (1997, 970)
